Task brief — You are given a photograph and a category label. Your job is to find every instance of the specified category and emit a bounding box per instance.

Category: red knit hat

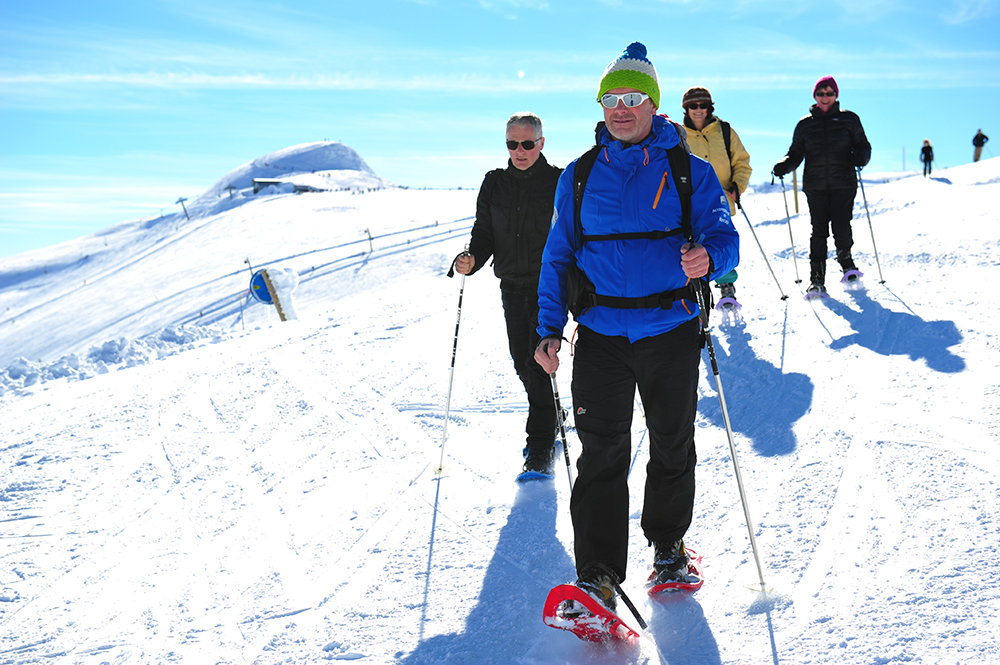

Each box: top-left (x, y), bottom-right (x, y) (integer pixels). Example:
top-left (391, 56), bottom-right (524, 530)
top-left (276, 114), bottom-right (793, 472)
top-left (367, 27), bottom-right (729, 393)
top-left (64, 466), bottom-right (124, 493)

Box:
top-left (813, 75), bottom-right (838, 97)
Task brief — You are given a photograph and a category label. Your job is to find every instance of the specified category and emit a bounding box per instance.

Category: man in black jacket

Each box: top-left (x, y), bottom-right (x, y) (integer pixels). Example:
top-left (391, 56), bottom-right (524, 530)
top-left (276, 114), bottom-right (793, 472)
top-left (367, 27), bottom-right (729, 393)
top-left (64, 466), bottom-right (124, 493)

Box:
top-left (453, 112), bottom-right (562, 475)
top-left (773, 75), bottom-right (871, 295)
top-left (973, 129), bottom-right (989, 163)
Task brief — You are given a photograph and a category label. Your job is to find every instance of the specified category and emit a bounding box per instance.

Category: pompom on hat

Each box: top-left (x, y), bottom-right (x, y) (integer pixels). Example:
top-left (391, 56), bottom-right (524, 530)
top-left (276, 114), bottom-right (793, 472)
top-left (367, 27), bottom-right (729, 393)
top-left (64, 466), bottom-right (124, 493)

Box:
top-left (813, 75), bottom-right (839, 97)
top-left (598, 42), bottom-right (660, 109)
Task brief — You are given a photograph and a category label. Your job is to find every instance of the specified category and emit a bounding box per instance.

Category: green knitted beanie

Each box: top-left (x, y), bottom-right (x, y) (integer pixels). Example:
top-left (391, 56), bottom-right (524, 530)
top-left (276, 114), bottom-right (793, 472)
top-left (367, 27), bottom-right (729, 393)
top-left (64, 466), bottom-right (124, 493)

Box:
top-left (597, 42), bottom-right (660, 109)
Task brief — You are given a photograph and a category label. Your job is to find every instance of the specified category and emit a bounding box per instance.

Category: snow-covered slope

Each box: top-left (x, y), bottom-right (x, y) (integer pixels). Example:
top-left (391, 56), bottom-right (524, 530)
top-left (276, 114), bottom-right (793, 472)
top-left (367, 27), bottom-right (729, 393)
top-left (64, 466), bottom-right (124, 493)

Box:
top-left (201, 141), bottom-right (387, 198)
top-left (0, 142), bottom-right (462, 371)
top-left (1, 155), bottom-right (998, 665)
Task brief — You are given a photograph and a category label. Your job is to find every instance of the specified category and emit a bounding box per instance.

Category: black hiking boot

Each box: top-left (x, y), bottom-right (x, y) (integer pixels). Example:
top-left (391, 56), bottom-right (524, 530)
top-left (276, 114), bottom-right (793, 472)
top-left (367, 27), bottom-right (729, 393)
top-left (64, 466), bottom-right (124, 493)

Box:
top-left (522, 446), bottom-right (554, 475)
top-left (806, 282), bottom-right (827, 295)
top-left (648, 540), bottom-right (692, 586)
top-left (810, 260), bottom-right (826, 289)
top-left (837, 251), bottom-right (857, 274)
top-left (575, 565), bottom-right (618, 612)
top-left (718, 282), bottom-right (736, 300)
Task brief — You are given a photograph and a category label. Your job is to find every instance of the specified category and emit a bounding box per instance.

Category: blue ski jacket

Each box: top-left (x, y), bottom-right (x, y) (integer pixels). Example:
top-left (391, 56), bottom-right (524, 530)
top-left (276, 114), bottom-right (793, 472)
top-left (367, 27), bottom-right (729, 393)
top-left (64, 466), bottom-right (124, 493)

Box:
top-left (537, 115), bottom-right (739, 343)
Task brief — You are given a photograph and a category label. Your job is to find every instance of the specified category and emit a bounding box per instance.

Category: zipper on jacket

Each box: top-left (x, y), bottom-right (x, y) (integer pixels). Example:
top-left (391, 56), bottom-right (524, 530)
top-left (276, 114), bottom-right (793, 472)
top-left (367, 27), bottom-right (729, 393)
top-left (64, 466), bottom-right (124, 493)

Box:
top-left (652, 170), bottom-right (669, 209)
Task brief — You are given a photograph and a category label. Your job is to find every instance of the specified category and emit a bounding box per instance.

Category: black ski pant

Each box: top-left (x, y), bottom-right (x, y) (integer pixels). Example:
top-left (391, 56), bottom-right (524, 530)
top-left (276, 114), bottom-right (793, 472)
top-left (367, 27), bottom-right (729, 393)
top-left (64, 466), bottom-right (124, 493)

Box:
top-left (805, 188), bottom-right (857, 284)
top-left (500, 289), bottom-right (556, 455)
top-left (569, 319), bottom-right (701, 583)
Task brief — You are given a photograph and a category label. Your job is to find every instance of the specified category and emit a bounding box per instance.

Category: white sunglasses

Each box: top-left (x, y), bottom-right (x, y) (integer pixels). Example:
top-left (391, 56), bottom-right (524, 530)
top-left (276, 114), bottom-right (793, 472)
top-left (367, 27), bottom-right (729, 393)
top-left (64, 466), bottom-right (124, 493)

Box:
top-left (600, 92), bottom-right (650, 109)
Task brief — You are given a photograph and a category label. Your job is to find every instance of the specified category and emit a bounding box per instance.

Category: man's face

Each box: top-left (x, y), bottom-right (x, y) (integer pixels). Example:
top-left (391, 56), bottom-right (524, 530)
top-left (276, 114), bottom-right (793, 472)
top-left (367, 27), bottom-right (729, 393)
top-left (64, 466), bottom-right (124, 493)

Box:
top-left (814, 86), bottom-right (837, 112)
top-left (506, 123), bottom-right (543, 170)
top-left (602, 87), bottom-right (656, 144)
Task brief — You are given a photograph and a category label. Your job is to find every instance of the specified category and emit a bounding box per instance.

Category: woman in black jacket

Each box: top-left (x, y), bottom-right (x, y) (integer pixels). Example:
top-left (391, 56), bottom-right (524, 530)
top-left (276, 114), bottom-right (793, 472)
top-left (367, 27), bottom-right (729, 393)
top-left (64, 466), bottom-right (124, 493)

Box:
top-left (920, 139), bottom-right (934, 177)
top-left (773, 76), bottom-right (871, 294)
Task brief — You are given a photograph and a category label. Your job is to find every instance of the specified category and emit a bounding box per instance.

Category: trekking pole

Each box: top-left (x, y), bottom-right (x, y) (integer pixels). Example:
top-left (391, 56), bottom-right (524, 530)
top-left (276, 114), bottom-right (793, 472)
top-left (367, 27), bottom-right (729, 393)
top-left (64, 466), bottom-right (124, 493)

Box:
top-left (777, 176), bottom-right (802, 284)
top-left (435, 255), bottom-right (468, 476)
top-left (689, 268), bottom-right (768, 593)
top-left (613, 582), bottom-right (648, 630)
top-left (550, 373), bottom-right (574, 494)
top-left (734, 191), bottom-right (787, 300)
top-left (856, 167), bottom-right (886, 284)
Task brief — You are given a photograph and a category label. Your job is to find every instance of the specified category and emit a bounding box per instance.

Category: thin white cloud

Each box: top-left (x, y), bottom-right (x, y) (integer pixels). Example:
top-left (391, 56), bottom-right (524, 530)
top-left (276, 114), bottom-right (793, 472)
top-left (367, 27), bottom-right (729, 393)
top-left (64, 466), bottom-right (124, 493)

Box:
top-left (1, 53), bottom-right (996, 115)
top-left (943, 0), bottom-right (999, 23)
top-left (477, 0), bottom-right (551, 9)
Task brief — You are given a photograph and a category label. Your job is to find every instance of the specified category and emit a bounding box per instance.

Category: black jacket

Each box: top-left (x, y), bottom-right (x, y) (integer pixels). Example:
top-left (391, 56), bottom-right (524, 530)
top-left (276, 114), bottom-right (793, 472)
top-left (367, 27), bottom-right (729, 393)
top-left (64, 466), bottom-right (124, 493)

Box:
top-left (973, 131), bottom-right (989, 147)
top-left (468, 154), bottom-right (562, 293)
top-left (921, 145), bottom-right (934, 163)
top-left (773, 102), bottom-right (871, 192)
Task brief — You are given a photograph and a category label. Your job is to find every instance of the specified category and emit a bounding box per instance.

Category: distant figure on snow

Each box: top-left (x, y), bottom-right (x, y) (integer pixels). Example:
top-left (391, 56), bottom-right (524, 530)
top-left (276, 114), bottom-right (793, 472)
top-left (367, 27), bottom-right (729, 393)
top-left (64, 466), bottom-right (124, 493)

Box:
top-left (772, 75), bottom-right (871, 296)
top-left (972, 129), bottom-right (989, 163)
top-left (451, 112), bottom-right (562, 478)
top-left (920, 139), bottom-right (934, 177)
top-left (680, 86), bottom-right (751, 307)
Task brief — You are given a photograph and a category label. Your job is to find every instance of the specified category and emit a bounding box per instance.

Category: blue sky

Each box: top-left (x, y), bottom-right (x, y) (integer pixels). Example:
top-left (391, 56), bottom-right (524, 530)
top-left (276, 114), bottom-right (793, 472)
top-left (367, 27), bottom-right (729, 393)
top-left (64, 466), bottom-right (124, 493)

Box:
top-left (1, 0), bottom-right (998, 258)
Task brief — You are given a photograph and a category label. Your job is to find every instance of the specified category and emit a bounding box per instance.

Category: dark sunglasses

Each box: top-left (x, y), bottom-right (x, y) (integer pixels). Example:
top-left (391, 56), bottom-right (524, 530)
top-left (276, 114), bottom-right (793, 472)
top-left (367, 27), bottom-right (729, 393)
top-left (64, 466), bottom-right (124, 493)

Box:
top-left (686, 102), bottom-right (711, 110)
top-left (815, 90), bottom-right (836, 98)
top-left (506, 139), bottom-right (538, 150)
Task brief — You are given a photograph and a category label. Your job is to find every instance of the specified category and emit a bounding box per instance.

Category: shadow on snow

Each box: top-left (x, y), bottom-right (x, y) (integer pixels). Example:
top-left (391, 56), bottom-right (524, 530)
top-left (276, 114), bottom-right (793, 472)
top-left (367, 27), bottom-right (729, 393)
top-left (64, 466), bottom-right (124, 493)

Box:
top-left (822, 290), bottom-right (965, 373)
top-left (699, 321), bottom-right (812, 457)
top-left (398, 481), bottom-right (572, 664)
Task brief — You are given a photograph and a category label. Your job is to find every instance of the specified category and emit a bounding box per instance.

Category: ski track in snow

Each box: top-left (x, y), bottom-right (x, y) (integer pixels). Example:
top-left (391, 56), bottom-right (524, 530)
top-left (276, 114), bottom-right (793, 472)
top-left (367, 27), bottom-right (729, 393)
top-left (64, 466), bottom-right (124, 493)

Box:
top-left (2, 159), bottom-right (1000, 664)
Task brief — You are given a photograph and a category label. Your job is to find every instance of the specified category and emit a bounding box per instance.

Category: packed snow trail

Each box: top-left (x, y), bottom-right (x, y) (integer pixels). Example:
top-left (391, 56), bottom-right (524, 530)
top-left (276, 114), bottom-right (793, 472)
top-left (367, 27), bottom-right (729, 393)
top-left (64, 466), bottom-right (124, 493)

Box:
top-left (2, 161), bottom-right (1000, 664)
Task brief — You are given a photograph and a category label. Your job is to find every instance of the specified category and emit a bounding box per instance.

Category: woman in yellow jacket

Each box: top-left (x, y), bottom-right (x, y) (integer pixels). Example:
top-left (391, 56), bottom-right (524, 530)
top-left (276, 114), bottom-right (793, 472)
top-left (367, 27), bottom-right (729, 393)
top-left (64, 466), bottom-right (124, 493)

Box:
top-left (681, 87), bottom-right (751, 306)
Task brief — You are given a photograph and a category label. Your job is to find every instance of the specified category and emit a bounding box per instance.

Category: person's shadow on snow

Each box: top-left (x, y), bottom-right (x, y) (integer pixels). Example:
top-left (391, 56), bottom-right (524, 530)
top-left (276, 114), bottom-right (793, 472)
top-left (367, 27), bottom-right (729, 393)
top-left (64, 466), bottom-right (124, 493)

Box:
top-left (699, 320), bottom-right (812, 456)
top-left (822, 289), bottom-right (965, 373)
top-left (646, 592), bottom-right (722, 665)
top-left (398, 481), bottom-right (574, 664)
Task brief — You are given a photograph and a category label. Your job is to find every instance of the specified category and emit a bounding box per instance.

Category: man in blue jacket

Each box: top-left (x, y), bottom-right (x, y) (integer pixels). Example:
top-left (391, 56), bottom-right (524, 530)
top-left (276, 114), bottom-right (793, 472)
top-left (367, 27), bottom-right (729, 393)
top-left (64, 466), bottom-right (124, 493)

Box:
top-left (533, 42), bottom-right (739, 611)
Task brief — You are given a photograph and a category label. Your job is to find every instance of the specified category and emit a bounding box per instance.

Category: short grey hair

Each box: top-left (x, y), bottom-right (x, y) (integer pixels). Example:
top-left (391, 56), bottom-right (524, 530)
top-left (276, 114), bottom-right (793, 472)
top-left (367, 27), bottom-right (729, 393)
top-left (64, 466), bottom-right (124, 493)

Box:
top-left (506, 112), bottom-right (543, 139)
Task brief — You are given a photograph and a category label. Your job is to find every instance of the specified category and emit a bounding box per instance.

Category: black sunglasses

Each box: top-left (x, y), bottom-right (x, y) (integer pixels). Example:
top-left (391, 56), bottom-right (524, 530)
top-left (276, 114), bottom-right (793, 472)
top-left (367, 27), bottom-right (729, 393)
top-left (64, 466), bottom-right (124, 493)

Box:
top-left (506, 139), bottom-right (538, 150)
top-left (815, 90), bottom-right (836, 97)
top-left (686, 102), bottom-right (711, 110)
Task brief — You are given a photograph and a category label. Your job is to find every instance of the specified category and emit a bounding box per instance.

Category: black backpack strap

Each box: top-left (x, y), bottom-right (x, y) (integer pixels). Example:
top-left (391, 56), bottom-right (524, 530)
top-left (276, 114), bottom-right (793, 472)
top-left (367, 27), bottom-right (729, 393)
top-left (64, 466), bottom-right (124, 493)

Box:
top-left (720, 120), bottom-right (733, 166)
top-left (582, 284), bottom-right (696, 311)
top-left (665, 141), bottom-right (713, 339)
top-left (583, 228), bottom-right (684, 242)
top-left (665, 143), bottom-right (693, 241)
top-left (573, 145), bottom-right (602, 248)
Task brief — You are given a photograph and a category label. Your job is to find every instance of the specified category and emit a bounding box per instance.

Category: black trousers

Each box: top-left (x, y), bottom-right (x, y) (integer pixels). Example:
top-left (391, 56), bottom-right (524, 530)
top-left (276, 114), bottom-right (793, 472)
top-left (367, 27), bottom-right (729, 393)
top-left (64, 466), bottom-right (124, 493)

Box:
top-left (500, 289), bottom-right (556, 454)
top-left (570, 319), bottom-right (701, 582)
top-left (805, 189), bottom-right (857, 284)
top-left (923, 161), bottom-right (932, 177)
